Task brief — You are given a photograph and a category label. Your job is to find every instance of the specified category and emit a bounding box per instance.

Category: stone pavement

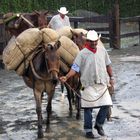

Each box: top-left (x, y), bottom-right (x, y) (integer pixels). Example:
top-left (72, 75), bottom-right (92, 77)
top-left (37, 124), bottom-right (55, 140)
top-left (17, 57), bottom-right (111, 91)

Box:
top-left (0, 45), bottom-right (140, 140)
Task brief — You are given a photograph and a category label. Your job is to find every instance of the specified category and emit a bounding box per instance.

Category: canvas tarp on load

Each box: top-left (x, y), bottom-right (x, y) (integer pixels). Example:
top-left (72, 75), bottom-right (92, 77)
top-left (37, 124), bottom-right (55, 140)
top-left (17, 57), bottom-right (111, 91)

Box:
top-left (15, 53), bottom-right (34, 76)
top-left (58, 36), bottom-right (79, 71)
top-left (3, 28), bottom-right (42, 70)
top-left (71, 28), bottom-right (88, 35)
top-left (57, 26), bottom-right (72, 39)
top-left (41, 28), bottom-right (60, 44)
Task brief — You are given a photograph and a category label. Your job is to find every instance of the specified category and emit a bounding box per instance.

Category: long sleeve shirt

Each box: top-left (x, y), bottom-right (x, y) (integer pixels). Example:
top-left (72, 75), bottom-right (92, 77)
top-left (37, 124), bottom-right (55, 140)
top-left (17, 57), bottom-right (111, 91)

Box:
top-left (48, 14), bottom-right (70, 30)
top-left (71, 46), bottom-right (111, 87)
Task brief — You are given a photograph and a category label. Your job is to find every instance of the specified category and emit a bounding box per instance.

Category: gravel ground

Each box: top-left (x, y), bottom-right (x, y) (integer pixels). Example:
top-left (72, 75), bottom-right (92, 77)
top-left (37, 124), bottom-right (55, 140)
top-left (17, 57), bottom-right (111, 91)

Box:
top-left (0, 44), bottom-right (140, 140)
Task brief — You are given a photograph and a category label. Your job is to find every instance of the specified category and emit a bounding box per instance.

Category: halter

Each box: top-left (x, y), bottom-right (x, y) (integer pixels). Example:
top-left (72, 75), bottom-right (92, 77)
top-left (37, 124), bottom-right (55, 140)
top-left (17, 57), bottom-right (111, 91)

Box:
top-left (30, 47), bottom-right (59, 81)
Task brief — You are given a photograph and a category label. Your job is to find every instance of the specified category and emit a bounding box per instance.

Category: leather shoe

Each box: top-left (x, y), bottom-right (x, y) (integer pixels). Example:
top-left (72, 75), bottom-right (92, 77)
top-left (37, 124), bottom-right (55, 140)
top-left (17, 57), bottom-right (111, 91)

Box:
top-left (85, 132), bottom-right (94, 138)
top-left (94, 125), bottom-right (105, 136)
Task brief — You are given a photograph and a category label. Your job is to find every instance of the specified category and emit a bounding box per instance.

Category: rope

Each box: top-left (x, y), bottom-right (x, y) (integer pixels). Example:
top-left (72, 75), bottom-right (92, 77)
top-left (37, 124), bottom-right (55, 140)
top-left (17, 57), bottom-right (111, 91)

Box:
top-left (62, 80), bottom-right (108, 102)
top-left (15, 41), bottom-right (27, 72)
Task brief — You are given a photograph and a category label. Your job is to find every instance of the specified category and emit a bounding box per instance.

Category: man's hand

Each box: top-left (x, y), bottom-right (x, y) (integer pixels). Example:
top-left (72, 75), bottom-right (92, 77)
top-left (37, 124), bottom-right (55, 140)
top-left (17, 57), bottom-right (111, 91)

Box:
top-left (59, 69), bottom-right (76, 83)
top-left (59, 76), bottom-right (67, 83)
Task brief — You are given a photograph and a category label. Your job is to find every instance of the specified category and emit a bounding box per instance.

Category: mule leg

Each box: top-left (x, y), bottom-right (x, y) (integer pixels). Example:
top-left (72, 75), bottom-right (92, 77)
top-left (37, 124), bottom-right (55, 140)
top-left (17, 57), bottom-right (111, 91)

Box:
top-left (65, 85), bottom-right (73, 116)
top-left (71, 90), bottom-right (75, 104)
top-left (107, 106), bottom-right (112, 121)
top-left (60, 82), bottom-right (65, 93)
top-left (34, 89), bottom-right (44, 138)
top-left (75, 91), bottom-right (81, 120)
top-left (45, 88), bottom-right (55, 132)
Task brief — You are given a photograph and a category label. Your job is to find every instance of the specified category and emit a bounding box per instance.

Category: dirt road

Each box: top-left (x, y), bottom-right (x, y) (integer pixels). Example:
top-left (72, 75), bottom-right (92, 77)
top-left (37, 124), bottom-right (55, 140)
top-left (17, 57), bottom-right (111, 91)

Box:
top-left (0, 45), bottom-right (140, 140)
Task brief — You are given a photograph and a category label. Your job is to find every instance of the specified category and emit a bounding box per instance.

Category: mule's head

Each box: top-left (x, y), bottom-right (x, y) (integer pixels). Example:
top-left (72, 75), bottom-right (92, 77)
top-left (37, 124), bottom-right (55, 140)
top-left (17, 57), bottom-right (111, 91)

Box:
top-left (34, 10), bottom-right (49, 29)
top-left (71, 29), bottom-right (87, 50)
top-left (44, 41), bottom-right (61, 84)
top-left (3, 13), bottom-right (21, 36)
top-left (3, 13), bottom-right (33, 36)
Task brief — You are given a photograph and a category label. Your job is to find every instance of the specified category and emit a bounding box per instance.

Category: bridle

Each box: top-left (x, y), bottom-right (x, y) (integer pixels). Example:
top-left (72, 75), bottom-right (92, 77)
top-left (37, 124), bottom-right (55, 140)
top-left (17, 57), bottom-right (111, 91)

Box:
top-left (44, 51), bottom-right (59, 74)
top-left (30, 47), bottom-right (59, 81)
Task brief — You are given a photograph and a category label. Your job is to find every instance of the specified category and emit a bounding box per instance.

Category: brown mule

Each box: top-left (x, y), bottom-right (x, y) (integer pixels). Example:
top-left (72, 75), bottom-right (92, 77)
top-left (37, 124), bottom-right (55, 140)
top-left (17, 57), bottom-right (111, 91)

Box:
top-left (3, 10), bottom-right (49, 37)
top-left (22, 41), bottom-right (61, 138)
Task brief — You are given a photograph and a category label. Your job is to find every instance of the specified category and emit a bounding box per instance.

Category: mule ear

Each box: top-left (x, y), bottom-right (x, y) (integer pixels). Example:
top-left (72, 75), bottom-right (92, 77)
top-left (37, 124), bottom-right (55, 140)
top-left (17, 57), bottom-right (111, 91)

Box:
top-left (55, 40), bottom-right (61, 49)
top-left (44, 10), bottom-right (49, 15)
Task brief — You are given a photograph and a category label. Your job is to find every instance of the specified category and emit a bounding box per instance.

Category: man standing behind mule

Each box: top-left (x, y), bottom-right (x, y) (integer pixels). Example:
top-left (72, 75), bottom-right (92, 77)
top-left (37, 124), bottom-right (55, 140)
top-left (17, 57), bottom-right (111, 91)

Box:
top-left (47, 7), bottom-right (70, 30)
top-left (60, 30), bottom-right (114, 138)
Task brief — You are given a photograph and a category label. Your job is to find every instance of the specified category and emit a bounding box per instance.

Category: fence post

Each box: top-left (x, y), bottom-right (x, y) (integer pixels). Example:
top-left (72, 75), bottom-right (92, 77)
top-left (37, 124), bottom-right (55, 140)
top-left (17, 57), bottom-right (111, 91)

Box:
top-left (74, 21), bottom-right (78, 28)
top-left (109, 0), bottom-right (120, 49)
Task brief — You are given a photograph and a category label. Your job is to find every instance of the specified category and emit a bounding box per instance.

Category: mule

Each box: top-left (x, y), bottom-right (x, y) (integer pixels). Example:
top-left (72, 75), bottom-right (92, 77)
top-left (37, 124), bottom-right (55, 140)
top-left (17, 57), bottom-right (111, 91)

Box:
top-left (22, 41), bottom-right (61, 138)
top-left (59, 30), bottom-right (86, 119)
top-left (3, 10), bottom-right (48, 37)
top-left (59, 68), bottom-right (81, 119)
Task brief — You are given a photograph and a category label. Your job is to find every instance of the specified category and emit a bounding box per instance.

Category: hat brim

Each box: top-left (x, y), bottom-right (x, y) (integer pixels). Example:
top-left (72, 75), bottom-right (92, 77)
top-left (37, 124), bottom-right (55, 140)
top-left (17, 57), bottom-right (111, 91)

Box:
top-left (58, 10), bottom-right (68, 15)
top-left (85, 33), bottom-right (101, 41)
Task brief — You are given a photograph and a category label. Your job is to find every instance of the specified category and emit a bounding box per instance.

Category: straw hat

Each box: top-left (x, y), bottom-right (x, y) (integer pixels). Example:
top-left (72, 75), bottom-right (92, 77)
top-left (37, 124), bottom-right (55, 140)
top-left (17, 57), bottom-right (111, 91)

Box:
top-left (86, 30), bottom-right (101, 41)
top-left (58, 7), bottom-right (69, 15)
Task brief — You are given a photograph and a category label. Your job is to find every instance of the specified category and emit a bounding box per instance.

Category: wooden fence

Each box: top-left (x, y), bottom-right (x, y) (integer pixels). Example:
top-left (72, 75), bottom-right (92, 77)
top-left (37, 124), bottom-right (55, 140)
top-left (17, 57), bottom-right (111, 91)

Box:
top-left (0, 12), bottom-right (140, 67)
top-left (1, 14), bottom-right (140, 52)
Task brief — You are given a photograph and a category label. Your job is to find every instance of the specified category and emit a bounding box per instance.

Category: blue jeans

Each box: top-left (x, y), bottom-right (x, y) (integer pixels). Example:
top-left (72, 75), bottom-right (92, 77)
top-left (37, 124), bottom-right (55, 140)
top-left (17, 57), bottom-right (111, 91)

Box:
top-left (84, 106), bottom-right (109, 133)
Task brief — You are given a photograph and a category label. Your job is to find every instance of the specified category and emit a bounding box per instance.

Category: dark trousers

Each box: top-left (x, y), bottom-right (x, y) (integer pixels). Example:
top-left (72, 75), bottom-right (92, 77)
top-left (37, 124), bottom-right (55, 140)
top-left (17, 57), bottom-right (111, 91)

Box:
top-left (84, 106), bottom-right (109, 132)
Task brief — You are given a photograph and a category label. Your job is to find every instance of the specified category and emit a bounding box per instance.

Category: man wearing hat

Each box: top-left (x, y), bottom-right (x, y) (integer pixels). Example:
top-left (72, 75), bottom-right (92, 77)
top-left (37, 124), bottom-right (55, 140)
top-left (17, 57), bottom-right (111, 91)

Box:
top-left (47, 7), bottom-right (70, 30)
top-left (60, 30), bottom-right (114, 138)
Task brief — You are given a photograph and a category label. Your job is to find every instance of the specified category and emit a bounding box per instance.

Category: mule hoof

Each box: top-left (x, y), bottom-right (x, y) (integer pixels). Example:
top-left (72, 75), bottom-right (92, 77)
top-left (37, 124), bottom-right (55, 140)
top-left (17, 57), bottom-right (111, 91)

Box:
top-left (107, 117), bottom-right (112, 121)
top-left (76, 113), bottom-right (81, 120)
top-left (45, 126), bottom-right (51, 133)
top-left (69, 110), bottom-right (73, 117)
top-left (38, 131), bottom-right (44, 138)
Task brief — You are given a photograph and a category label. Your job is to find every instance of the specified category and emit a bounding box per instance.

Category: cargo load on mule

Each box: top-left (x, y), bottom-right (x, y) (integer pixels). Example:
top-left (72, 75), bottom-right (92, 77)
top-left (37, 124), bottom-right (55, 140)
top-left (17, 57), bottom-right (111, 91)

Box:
top-left (2, 27), bottom-right (61, 76)
top-left (58, 36), bottom-right (79, 73)
top-left (2, 28), bottom-right (43, 75)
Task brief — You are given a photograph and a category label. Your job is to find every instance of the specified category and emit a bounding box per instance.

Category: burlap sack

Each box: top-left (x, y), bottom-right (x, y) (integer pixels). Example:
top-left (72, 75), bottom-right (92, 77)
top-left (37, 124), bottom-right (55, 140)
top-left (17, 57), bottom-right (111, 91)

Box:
top-left (58, 36), bottom-right (79, 65)
top-left (56, 26), bottom-right (72, 38)
top-left (71, 28), bottom-right (88, 35)
top-left (41, 28), bottom-right (59, 44)
top-left (15, 53), bottom-right (34, 76)
top-left (3, 28), bottom-right (42, 70)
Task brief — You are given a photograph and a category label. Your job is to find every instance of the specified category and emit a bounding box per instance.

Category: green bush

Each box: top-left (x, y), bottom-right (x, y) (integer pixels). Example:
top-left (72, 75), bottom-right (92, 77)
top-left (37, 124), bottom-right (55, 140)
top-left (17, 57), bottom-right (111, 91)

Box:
top-left (0, 0), bottom-right (139, 17)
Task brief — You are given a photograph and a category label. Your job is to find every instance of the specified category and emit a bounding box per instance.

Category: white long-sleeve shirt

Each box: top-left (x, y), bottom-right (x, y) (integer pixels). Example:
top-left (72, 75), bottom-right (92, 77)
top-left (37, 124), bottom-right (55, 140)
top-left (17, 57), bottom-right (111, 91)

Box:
top-left (48, 14), bottom-right (70, 30)
top-left (71, 46), bottom-right (111, 88)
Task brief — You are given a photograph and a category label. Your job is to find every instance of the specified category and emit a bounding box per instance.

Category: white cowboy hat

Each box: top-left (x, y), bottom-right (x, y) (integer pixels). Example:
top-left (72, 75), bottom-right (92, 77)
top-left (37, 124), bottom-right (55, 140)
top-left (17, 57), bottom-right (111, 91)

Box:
top-left (86, 30), bottom-right (101, 41)
top-left (58, 7), bottom-right (68, 15)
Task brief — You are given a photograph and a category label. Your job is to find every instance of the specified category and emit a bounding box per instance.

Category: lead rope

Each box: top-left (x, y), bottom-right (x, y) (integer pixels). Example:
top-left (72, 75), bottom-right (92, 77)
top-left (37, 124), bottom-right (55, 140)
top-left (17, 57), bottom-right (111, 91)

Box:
top-left (62, 80), bottom-right (108, 102)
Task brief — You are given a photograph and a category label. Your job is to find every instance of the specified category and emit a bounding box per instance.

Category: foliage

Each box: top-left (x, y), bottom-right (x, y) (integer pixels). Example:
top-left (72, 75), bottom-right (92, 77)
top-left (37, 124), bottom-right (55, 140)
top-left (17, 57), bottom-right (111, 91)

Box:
top-left (0, 0), bottom-right (139, 17)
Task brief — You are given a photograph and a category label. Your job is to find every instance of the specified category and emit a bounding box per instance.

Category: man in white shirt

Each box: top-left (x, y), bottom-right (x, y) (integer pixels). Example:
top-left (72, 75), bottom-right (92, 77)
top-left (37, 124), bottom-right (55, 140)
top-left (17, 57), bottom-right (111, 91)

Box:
top-left (47, 7), bottom-right (70, 30)
top-left (60, 30), bottom-right (114, 138)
